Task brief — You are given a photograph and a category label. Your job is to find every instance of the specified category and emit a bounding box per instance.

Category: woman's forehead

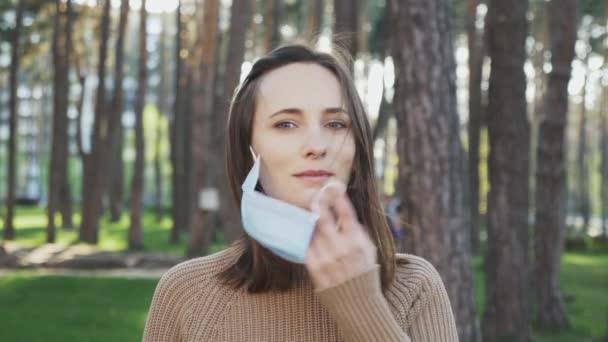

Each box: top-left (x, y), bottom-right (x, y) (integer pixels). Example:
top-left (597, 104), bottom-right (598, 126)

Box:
top-left (256, 63), bottom-right (345, 116)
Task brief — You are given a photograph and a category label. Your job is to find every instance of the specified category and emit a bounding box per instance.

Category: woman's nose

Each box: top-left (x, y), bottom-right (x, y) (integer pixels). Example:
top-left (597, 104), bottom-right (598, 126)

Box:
top-left (303, 126), bottom-right (329, 159)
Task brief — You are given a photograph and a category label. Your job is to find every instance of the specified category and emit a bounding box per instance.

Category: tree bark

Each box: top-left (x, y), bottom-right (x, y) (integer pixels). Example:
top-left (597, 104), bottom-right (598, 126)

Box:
top-left (48, 0), bottom-right (73, 242)
top-left (216, 0), bottom-right (253, 244)
top-left (107, 0), bottom-right (130, 223)
top-left (263, 0), bottom-right (283, 52)
top-left (534, 0), bottom-right (577, 330)
top-left (465, 0), bottom-right (484, 255)
top-left (187, 0), bottom-right (220, 257)
top-left (170, 0), bottom-right (183, 243)
top-left (304, 0), bottom-right (324, 41)
top-left (602, 30), bottom-right (608, 239)
top-left (389, 1), bottom-right (479, 341)
top-left (129, 0), bottom-right (147, 251)
top-left (60, 0), bottom-right (74, 230)
top-left (601, 83), bottom-right (608, 238)
top-left (576, 56), bottom-right (591, 235)
top-left (79, 0), bottom-right (112, 244)
top-left (4, 0), bottom-right (25, 241)
top-left (333, 0), bottom-right (359, 70)
top-left (73, 39), bottom-right (87, 161)
top-left (482, 0), bottom-right (532, 341)
top-left (155, 14), bottom-right (169, 222)
top-left (170, 0), bottom-right (194, 243)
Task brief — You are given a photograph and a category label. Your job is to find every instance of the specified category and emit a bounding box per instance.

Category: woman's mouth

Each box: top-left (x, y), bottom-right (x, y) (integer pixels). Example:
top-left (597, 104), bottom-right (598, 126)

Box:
top-left (293, 170), bottom-right (335, 183)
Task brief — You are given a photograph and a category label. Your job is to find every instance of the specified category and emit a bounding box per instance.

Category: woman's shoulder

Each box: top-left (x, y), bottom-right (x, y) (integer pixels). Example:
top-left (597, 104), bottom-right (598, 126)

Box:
top-left (385, 253), bottom-right (449, 327)
top-left (155, 243), bottom-right (244, 295)
top-left (387, 253), bottom-right (446, 304)
top-left (393, 253), bottom-right (443, 287)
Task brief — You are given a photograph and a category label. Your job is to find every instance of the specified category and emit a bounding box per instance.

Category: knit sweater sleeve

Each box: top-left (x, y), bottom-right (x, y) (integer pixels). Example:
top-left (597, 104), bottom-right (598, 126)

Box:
top-left (315, 257), bottom-right (458, 342)
top-left (142, 265), bottom-right (193, 342)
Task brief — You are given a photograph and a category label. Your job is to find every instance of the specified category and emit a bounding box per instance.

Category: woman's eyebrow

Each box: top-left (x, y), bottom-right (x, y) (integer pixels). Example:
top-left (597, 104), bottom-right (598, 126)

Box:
top-left (269, 107), bottom-right (347, 118)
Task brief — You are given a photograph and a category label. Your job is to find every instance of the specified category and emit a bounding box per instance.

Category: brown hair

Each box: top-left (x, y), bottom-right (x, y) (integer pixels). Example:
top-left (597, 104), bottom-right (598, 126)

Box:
top-left (220, 43), bottom-right (396, 293)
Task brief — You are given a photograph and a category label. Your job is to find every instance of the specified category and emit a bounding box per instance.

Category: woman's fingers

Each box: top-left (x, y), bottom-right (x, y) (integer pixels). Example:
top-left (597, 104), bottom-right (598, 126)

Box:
top-left (311, 181), bottom-right (346, 214)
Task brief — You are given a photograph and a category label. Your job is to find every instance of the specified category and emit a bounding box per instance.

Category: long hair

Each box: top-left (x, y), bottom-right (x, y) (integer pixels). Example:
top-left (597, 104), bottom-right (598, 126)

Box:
top-left (219, 43), bottom-right (396, 293)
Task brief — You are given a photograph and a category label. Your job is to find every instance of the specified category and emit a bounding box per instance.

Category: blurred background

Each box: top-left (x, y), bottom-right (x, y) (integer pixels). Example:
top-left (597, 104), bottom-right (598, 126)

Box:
top-left (0, 0), bottom-right (606, 341)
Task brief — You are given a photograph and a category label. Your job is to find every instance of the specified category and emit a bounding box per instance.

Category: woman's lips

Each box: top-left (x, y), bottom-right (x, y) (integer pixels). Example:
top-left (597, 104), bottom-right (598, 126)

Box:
top-left (293, 170), bottom-right (335, 183)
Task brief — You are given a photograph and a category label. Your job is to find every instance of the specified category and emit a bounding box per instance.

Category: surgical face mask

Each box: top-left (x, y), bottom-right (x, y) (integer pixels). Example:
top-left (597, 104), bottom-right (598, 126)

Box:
top-left (240, 152), bottom-right (319, 264)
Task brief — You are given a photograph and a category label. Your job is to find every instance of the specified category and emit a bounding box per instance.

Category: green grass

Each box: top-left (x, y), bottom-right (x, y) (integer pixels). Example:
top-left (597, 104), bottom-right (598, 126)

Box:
top-left (0, 273), bottom-right (158, 342)
top-left (2, 205), bottom-right (190, 256)
top-left (471, 251), bottom-right (608, 342)
top-left (0, 250), bottom-right (605, 341)
top-left (1, 206), bottom-right (606, 340)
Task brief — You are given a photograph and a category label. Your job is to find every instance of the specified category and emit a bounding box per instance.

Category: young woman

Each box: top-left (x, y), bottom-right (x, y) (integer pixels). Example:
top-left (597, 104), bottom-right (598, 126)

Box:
top-left (143, 44), bottom-right (458, 342)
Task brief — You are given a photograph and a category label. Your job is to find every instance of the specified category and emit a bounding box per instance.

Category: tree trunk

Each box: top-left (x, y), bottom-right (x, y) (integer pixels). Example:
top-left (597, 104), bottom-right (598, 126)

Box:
top-left (263, 0), bottom-right (283, 52)
top-left (60, 0), bottom-right (74, 230)
top-left (483, 0), bottom-right (532, 341)
top-left (333, 0), bottom-right (359, 70)
top-left (534, 0), bottom-right (577, 330)
top-left (187, 0), bottom-right (219, 257)
top-left (304, 0), bottom-right (324, 41)
top-left (129, 0), bottom-right (147, 251)
top-left (4, 0), bottom-right (24, 241)
top-left (170, 0), bottom-right (183, 243)
top-left (601, 83), bottom-right (608, 239)
top-left (465, 0), bottom-right (484, 255)
top-left (217, 0), bottom-right (253, 244)
top-left (170, 0), bottom-right (194, 243)
top-left (79, 0), bottom-right (112, 244)
top-left (73, 44), bottom-right (87, 160)
top-left (155, 14), bottom-right (169, 222)
top-left (108, 0), bottom-right (130, 223)
top-left (602, 33), bottom-right (608, 239)
top-left (576, 57), bottom-right (591, 235)
top-left (389, 1), bottom-right (479, 341)
top-left (49, 0), bottom-right (72, 242)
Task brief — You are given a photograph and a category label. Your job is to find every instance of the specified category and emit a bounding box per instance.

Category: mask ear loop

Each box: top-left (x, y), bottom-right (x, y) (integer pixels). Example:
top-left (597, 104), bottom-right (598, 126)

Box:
top-left (249, 145), bottom-right (258, 162)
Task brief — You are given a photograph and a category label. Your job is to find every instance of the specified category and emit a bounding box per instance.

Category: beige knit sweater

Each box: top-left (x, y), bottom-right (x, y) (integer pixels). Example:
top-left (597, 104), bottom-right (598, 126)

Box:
top-left (142, 243), bottom-right (458, 341)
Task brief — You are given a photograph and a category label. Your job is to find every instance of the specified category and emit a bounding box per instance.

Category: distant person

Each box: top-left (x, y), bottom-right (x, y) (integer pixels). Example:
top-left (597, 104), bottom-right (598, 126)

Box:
top-left (142, 44), bottom-right (458, 341)
top-left (387, 196), bottom-right (405, 249)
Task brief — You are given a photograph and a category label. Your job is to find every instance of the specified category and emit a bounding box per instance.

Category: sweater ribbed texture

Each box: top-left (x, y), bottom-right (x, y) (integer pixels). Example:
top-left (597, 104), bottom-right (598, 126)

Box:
top-left (142, 244), bottom-right (458, 341)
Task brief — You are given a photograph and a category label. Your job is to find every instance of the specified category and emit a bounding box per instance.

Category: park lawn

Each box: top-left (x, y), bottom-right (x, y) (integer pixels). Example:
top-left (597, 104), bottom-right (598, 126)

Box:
top-left (471, 250), bottom-right (608, 342)
top-left (2, 206), bottom-right (192, 256)
top-left (0, 273), bottom-right (158, 342)
top-left (0, 250), bottom-right (606, 341)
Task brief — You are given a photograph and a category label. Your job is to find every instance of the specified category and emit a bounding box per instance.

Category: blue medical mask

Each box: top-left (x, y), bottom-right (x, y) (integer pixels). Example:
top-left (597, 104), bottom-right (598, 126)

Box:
top-left (240, 153), bottom-right (320, 264)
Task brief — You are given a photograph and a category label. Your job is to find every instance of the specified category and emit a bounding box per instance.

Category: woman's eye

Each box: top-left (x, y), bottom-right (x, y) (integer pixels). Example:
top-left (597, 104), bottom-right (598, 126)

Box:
top-left (327, 121), bottom-right (348, 129)
top-left (274, 121), bottom-right (297, 129)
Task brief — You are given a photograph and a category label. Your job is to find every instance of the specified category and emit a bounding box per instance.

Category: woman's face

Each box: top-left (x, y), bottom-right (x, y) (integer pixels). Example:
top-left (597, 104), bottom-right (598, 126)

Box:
top-left (251, 62), bottom-right (356, 210)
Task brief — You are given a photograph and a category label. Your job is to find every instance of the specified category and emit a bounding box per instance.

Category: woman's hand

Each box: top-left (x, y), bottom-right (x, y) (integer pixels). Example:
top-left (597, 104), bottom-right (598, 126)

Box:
top-left (305, 181), bottom-right (377, 292)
